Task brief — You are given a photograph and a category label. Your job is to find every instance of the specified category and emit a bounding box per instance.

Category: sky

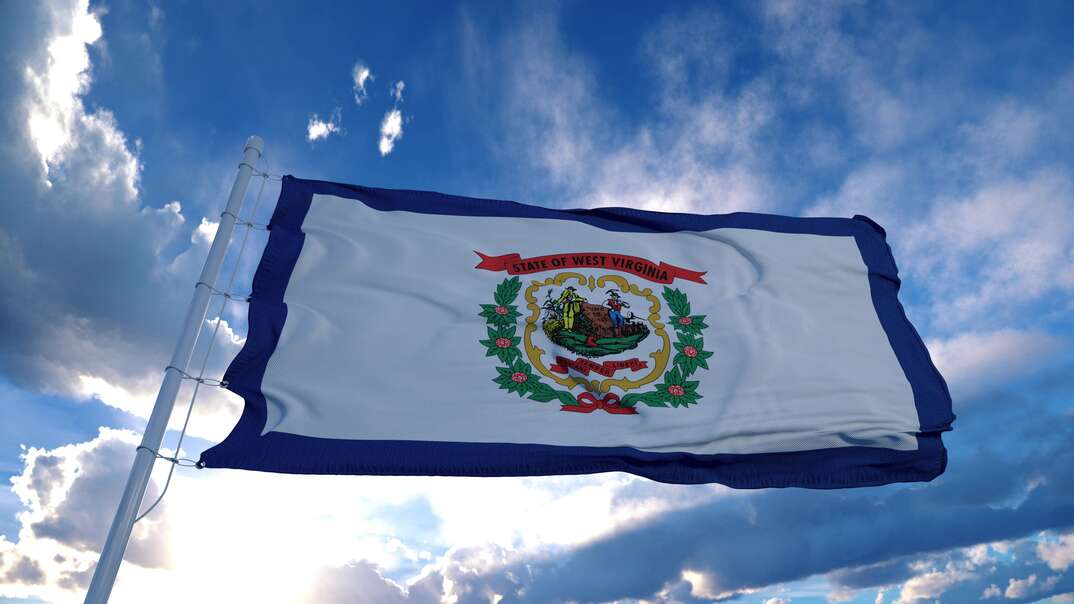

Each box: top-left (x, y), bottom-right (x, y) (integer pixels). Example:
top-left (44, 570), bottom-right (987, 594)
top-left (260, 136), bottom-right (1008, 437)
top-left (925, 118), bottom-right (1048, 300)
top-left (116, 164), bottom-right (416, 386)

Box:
top-left (1, 0), bottom-right (1074, 602)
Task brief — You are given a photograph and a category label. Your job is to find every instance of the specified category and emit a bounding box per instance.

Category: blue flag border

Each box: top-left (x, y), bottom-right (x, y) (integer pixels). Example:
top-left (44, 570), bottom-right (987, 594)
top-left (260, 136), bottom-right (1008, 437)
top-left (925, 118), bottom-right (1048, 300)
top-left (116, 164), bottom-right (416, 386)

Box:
top-left (199, 176), bottom-right (954, 488)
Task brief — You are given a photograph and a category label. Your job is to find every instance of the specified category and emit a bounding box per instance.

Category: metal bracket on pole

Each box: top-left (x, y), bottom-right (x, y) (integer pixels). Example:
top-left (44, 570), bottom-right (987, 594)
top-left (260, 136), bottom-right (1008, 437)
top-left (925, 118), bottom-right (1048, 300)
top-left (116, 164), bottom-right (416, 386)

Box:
top-left (84, 136), bottom-right (264, 604)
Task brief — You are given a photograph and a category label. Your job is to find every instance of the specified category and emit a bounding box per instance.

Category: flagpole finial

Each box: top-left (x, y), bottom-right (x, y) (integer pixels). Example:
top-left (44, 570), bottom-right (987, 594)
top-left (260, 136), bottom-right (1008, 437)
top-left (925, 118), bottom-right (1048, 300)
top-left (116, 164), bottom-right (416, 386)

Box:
top-left (245, 135), bottom-right (264, 156)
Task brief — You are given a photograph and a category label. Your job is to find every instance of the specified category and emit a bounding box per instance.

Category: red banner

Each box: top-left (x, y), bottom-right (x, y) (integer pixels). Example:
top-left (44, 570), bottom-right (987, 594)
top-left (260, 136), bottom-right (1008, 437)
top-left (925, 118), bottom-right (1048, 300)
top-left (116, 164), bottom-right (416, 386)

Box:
top-left (550, 356), bottom-right (648, 378)
top-left (474, 251), bottom-right (706, 285)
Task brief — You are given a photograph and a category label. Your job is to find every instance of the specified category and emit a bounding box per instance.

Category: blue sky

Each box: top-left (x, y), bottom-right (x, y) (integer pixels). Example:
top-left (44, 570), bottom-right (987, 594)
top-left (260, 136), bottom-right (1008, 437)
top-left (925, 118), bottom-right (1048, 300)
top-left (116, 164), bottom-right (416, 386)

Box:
top-left (1, 0), bottom-right (1074, 602)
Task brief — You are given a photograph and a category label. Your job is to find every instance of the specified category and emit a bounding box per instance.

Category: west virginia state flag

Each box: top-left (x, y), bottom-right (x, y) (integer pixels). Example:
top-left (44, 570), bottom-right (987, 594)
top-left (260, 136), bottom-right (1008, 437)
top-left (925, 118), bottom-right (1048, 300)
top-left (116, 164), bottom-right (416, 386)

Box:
top-left (200, 176), bottom-right (954, 488)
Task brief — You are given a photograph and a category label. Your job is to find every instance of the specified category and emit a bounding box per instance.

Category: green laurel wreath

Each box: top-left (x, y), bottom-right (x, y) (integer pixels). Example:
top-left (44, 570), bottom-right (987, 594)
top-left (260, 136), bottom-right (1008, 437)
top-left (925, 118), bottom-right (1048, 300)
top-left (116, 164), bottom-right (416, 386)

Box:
top-left (479, 276), bottom-right (713, 409)
top-left (619, 287), bottom-right (713, 408)
top-left (479, 277), bottom-right (578, 406)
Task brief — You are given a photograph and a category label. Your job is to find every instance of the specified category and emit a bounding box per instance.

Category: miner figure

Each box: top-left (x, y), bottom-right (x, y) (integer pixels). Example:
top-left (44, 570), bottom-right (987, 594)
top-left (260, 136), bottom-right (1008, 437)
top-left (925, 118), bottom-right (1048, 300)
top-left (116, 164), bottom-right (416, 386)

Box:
top-left (604, 289), bottom-right (630, 335)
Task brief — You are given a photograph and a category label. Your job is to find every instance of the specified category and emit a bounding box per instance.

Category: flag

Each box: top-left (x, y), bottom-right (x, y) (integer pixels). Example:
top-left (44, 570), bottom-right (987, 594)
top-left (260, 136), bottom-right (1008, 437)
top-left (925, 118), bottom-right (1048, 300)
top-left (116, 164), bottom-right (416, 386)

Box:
top-left (199, 176), bottom-right (954, 488)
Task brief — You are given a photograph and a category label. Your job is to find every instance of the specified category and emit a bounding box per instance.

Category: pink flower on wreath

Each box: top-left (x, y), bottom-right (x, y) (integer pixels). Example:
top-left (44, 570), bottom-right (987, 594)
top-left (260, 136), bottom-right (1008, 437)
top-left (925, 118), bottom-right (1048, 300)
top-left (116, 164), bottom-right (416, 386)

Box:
top-left (678, 316), bottom-right (693, 326)
top-left (495, 337), bottom-right (512, 348)
top-left (495, 306), bottom-right (509, 315)
top-left (667, 384), bottom-right (685, 397)
top-left (511, 372), bottom-right (529, 383)
top-left (683, 345), bottom-right (698, 358)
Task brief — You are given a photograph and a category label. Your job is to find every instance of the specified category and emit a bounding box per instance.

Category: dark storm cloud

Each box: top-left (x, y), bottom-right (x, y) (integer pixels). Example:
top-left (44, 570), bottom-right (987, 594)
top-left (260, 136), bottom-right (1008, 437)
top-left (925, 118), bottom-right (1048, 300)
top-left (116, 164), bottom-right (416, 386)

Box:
top-left (437, 378), bottom-right (1074, 603)
top-left (829, 541), bottom-right (1074, 603)
top-left (309, 560), bottom-right (442, 604)
top-left (0, 428), bottom-right (177, 596)
top-left (25, 454), bottom-right (64, 509)
top-left (936, 559), bottom-right (1074, 603)
top-left (3, 555), bottom-right (45, 585)
top-left (58, 563), bottom-right (95, 590)
top-left (0, 0), bottom-right (235, 401)
top-left (826, 557), bottom-right (915, 591)
top-left (27, 434), bottom-right (172, 569)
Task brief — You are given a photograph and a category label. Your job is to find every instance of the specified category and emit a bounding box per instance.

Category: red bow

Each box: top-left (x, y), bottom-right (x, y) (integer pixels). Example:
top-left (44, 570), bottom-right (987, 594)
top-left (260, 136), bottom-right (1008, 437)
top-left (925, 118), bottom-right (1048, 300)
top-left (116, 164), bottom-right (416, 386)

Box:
top-left (561, 392), bottom-right (638, 415)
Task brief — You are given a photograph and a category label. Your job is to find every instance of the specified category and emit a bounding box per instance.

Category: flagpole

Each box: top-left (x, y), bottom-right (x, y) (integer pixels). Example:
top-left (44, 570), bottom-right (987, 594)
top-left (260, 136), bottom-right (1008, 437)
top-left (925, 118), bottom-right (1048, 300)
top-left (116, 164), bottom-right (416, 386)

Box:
top-left (84, 136), bottom-right (264, 604)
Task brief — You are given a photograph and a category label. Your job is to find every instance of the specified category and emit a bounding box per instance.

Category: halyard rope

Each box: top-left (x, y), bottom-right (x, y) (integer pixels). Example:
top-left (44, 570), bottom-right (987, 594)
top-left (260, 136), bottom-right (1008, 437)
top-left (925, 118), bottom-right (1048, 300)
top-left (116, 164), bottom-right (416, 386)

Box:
top-left (134, 162), bottom-right (273, 522)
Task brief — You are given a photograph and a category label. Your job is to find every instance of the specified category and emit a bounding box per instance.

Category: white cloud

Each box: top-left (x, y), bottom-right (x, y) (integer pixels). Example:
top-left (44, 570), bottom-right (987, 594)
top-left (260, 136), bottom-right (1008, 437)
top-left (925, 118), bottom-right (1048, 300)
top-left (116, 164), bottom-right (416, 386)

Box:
top-left (24, 0), bottom-right (104, 182)
top-left (761, 0), bottom-right (926, 152)
top-left (805, 86), bottom-right (1074, 334)
top-left (468, 9), bottom-right (772, 214)
top-left (1004, 573), bottom-right (1037, 599)
top-left (925, 329), bottom-right (1064, 398)
top-left (959, 102), bottom-right (1044, 174)
top-left (0, 431), bottom-right (704, 603)
top-left (206, 316), bottom-right (245, 349)
top-left (902, 169), bottom-right (1074, 326)
top-left (983, 583), bottom-right (1001, 598)
top-left (464, 2), bottom-right (1074, 337)
top-left (675, 569), bottom-right (732, 601)
top-left (193, 217), bottom-right (218, 244)
top-left (75, 315), bottom-right (251, 441)
top-left (893, 567), bottom-right (969, 603)
top-left (654, 570), bottom-right (748, 603)
top-left (148, 4), bottom-right (164, 31)
top-left (352, 62), bottom-right (373, 105)
top-left (0, 429), bottom-right (173, 603)
top-left (77, 374), bottom-right (153, 417)
top-left (379, 108), bottom-right (404, 156)
top-left (964, 544), bottom-right (991, 567)
top-left (157, 200), bottom-right (182, 220)
top-left (377, 80), bottom-right (408, 155)
top-left (306, 108), bottom-right (342, 142)
top-left (66, 284), bottom-right (252, 440)
top-left (827, 585), bottom-right (857, 602)
top-left (72, 324), bottom-right (248, 442)
top-left (309, 561), bottom-right (440, 603)
top-left (0, 0), bottom-right (223, 412)
top-left (763, 1), bottom-right (1074, 338)
top-left (1037, 532), bottom-right (1074, 572)
top-left (809, 163), bottom-right (1074, 335)
top-left (806, 162), bottom-right (907, 222)
top-left (59, 388), bottom-right (718, 602)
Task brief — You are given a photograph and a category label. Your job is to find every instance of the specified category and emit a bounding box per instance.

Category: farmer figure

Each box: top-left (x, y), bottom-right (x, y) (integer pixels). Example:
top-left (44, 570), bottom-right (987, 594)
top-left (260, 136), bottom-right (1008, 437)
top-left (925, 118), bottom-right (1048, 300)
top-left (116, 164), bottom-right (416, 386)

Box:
top-left (604, 289), bottom-right (630, 334)
top-left (557, 286), bottom-right (584, 330)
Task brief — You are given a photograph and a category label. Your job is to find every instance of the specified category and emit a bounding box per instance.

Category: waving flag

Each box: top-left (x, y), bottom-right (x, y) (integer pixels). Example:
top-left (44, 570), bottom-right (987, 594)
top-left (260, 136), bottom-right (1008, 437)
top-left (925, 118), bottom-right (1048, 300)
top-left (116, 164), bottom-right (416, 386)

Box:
top-left (200, 176), bottom-right (954, 488)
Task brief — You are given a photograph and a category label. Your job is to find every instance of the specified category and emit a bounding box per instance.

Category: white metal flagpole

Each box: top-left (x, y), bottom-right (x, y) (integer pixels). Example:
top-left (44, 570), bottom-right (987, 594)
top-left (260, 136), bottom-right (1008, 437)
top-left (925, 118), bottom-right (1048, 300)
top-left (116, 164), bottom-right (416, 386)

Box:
top-left (84, 136), bottom-right (264, 604)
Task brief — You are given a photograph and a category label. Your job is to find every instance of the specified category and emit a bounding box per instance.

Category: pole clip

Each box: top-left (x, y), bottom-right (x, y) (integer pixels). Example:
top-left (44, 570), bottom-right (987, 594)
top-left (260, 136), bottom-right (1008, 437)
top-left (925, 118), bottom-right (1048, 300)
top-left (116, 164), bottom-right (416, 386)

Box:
top-left (195, 281), bottom-right (252, 303)
top-left (252, 169), bottom-right (283, 181)
top-left (164, 365), bottom-right (229, 388)
top-left (136, 445), bottom-right (201, 468)
top-left (219, 210), bottom-right (269, 230)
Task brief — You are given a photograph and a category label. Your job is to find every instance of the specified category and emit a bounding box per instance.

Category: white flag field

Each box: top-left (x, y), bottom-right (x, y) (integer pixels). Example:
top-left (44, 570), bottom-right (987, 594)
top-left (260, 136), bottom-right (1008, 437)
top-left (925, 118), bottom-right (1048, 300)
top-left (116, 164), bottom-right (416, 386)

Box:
top-left (199, 176), bottom-right (955, 488)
